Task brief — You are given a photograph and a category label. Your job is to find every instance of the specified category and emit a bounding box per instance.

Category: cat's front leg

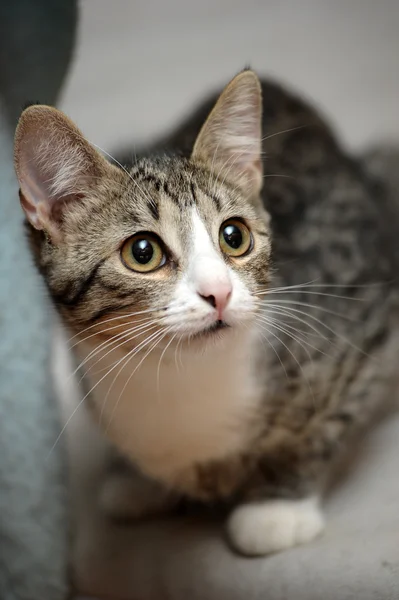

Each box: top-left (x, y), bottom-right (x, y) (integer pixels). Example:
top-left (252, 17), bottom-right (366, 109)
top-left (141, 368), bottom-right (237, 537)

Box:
top-left (227, 422), bottom-right (347, 556)
top-left (175, 453), bottom-right (325, 557)
top-left (176, 424), bottom-right (343, 556)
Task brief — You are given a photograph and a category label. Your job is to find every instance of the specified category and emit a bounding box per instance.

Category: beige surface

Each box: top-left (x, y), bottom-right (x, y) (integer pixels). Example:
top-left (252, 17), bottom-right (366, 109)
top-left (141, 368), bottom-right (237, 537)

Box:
top-left (61, 0), bottom-right (399, 153)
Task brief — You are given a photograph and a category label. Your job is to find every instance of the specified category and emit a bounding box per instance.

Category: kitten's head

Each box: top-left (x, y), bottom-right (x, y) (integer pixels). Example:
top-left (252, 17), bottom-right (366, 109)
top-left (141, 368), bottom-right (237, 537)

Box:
top-left (14, 70), bottom-right (271, 350)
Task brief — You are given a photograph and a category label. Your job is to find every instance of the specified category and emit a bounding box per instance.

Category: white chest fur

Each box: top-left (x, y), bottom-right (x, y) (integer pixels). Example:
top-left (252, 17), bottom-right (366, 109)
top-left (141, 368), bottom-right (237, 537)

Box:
top-left (79, 331), bottom-right (261, 483)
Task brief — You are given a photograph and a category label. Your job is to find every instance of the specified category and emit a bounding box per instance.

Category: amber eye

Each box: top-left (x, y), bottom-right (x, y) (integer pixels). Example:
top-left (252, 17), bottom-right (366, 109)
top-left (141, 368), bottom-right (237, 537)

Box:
top-left (121, 233), bottom-right (165, 272)
top-left (219, 219), bottom-right (252, 257)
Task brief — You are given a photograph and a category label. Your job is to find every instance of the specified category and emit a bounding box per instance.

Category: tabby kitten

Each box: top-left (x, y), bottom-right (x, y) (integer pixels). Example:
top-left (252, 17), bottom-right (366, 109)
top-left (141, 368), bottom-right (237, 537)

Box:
top-left (14, 71), bottom-right (399, 556)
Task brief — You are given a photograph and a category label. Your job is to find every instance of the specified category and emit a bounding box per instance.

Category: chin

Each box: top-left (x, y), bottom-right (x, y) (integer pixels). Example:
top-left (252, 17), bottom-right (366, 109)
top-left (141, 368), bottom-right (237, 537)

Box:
top-left (191, 320), bottom-right (231, 341)
top-left (167, 313), bottom-right (255, 352)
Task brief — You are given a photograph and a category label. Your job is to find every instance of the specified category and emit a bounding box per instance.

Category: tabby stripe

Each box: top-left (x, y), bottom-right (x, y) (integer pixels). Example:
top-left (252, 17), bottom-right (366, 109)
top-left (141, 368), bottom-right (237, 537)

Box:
top-left (130, 173), bottom-right (160, 220)
top-left (134, 168), bottom-right (181, 206)
top-left (96, 277), bottom-right (136, 300)
top-left (87, 303), bottom-right (127, 324)
top-left (53, 259), bottom-right (105, 306)
top-left (208, 191), bottom-right (221, 212)
top-left (162, 180), bottom-right (181, 205)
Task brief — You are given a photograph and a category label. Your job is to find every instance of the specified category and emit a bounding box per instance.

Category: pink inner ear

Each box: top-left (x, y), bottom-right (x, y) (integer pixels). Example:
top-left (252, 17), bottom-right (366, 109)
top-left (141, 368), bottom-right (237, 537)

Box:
top-left (192, 72), bottom-right (262, 194)
top-left (17, 133), bottom-right (87, 237)
top-left (15, 105), bottom-right (106, 236)
top-left (18, 189), bottom-right (39, 227)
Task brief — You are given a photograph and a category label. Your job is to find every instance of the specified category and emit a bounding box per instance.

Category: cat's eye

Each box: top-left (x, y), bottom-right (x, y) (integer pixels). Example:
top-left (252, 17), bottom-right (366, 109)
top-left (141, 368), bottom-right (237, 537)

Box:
top-left (121, 233), bottom-right (165, 273)
top-left (219, 219), bottom-right (252, 257)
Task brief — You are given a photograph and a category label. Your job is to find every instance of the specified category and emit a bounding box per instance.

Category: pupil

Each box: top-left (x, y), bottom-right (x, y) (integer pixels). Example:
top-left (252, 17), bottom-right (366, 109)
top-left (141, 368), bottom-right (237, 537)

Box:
top-left (223, 224), bottom-right (242, 249)
top-left (132, 239), bottom-right (153, 264)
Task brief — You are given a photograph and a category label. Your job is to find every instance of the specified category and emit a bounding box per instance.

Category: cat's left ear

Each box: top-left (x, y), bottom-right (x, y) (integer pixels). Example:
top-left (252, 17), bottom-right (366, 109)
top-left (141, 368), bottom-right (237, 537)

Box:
top-left (14, 105), bottom-right (116, 242)
top-left (192, 70), bottom-right (263, 196)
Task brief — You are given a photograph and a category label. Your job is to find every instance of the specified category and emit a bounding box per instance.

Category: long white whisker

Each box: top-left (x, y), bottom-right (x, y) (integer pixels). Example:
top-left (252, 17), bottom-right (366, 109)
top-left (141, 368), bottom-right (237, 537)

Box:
top-left (258, 299), bottom-right (357, 322)
top-left (67, 306), bottom-right (164, 343)
top-left (260, 304), bottom-right (370, 357)
top-left (256, 320), bottom-right (315, 405)
top-left (257, 314), bottom-right (330, 360)
top-left (78, 322), bottom-right (161, 386)
top-left (48, 326), bottom-right (165, 455)
top-left (157, 332), bottom-right (178, 396)
top-left (174, 333), bottom-right (184, 373)
top-left (71, 314), bottom-right (156, 348)
top-left (261, 124), bottom-right (309, 144)
top-left (105, 327), bottom-right (172, 431)
top-left (255, 280), bottom-right (387, 295)
top-left (258, 316), bottom-right (316, 365)
top-left (259, 306), bottom-right (334, 345)
top-left (69, 320), bottom-right (160, 382)
top-left (100, 327), bottom-right (166, 425)
top-left (257, 290), bottom-right (365, 302)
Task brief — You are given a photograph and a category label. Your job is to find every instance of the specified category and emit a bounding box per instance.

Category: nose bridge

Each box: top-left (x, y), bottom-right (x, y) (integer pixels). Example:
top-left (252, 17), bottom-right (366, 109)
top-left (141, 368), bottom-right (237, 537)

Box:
top-left (194, 256), bottom-right (232, 317)
top-left (188, 209), bottom-right (232, 314)
top-left (191, 250), bottom-right (231, 288)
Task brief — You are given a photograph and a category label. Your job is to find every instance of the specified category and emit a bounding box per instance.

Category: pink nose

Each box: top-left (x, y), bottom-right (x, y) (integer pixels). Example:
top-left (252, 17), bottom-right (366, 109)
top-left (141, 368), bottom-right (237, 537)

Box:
top-left (197, 282), bottom-right (232, 319)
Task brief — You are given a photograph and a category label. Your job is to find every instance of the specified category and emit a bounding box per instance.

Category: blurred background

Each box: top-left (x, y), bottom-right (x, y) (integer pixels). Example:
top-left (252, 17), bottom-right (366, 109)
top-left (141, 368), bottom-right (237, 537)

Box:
top-left (61, 0), bottom-right (399, 155)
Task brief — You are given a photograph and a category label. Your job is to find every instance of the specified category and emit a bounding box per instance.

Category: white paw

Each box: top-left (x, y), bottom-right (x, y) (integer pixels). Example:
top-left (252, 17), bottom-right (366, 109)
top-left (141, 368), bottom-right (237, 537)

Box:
top-left (227, 497), bottom-right (325, 556)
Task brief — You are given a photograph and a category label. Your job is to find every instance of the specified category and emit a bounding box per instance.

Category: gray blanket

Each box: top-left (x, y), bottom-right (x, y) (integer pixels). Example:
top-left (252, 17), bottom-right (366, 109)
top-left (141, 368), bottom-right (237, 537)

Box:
top-left (0, 2), bottom-right (76, 598)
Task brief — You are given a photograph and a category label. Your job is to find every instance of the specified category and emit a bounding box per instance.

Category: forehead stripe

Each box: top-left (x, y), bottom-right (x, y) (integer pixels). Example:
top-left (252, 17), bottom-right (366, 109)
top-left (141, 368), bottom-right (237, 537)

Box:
top-left (208, 191), bottom-right (221, 212)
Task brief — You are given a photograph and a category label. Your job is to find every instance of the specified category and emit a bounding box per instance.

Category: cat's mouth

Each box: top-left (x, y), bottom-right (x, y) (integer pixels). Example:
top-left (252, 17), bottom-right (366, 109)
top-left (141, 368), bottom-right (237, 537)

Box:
top-left (192, 320), bottom-right (231, 340)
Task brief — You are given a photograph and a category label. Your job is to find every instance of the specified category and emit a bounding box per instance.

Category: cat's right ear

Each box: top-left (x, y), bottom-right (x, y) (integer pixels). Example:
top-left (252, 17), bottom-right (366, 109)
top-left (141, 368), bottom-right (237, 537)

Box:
top-left (192, 70), bottom-right (263, 197)
top-left (14, 105), bottom-right (113, 242)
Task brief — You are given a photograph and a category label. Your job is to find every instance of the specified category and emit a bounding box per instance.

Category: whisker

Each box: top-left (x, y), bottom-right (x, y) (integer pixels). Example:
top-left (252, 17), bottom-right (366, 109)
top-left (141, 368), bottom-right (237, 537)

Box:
top-left (105, 327), bottom-right (172, 431)
top-left (255, 280), bottom-right (388, 295)
top-left (100, 327), bottom-right (167, 426)
top-left (255, 320), bottom-right (316, 405)
top-left (260, 304), bottom-right (371, 358)
top-left (71, 314), bottom-right (157, 349)
top-left (67, 306), bottom-right (165, 343)
top-left (78, 322), bottom-right (161, 386)
top-left (262, 173), bottom-right (294, 180)
top-left (257, 290), bottom-right (365, 302)
top-left (257, 315), bottom-right (315, 362)
top-left (48, 326), bottom-right (165, 455)
top-left (259, 313), bottom-right (316, 347)
top-left (260, 305), bottom-right (336, 345)
top-left (258, 299), bottom-right (357, 322)
top-left (69, 319), bottom-right (161, 382)
top-left (257, 314), bottom-right (332, 359)
top-left (261, 124), bottom-right (310, 144)
top-left (157, 332), bottom-right (178, 395)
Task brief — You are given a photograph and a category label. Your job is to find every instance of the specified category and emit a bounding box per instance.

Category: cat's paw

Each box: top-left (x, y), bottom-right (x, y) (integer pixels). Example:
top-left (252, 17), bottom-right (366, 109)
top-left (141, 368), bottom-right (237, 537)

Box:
top-left (99, 472), bottom-right (177, 521)
top-left (227, 497), bottom-right (325, 556)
